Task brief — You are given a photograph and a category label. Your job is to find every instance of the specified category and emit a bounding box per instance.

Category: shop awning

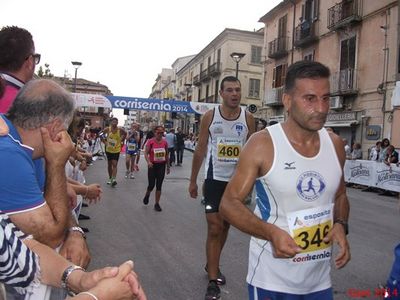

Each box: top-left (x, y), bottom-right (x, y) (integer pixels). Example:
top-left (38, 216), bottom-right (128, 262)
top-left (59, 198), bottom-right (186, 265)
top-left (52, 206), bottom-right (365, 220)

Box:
top-left (324, 121), bottom-right (359, 127)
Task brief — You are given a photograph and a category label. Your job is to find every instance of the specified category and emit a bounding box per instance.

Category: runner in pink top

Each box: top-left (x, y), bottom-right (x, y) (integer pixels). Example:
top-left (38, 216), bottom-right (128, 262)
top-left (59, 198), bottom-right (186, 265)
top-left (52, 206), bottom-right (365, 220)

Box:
top-left (142, 126), bottom-right (170, 212)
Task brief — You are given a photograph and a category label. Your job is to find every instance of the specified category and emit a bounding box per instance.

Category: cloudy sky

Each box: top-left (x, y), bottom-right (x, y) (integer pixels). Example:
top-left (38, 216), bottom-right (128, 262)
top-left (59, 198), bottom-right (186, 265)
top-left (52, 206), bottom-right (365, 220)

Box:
top-left (2, 0), bottom-right (281, 98)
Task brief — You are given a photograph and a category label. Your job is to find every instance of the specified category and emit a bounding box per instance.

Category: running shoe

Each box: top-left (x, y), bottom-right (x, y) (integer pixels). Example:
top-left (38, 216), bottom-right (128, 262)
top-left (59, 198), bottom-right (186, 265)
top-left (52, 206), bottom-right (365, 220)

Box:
top-left (154, 203), bottom-right (162, 212)
top-left (205, 280), bottom-right (220, 300)
top-left (111, 179), bottom-right (117, 187)
top-left (125, 171), bottom-right (130, 179)
top-left (204, 265), bottom-right (226, 285)
top-left (143, 195), bottom-right (149, 205)
top-left (106, 178), bottom-right (112, 185)
top-left (130, 173), bottom-right (135, 179)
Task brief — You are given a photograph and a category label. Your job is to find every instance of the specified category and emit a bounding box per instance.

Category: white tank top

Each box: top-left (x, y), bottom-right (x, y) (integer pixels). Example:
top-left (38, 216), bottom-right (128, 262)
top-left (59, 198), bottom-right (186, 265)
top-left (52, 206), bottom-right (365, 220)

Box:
top-left (205, 106), bottom-right (248, 182)
top-left (247, 124), bottom-right (342, 294)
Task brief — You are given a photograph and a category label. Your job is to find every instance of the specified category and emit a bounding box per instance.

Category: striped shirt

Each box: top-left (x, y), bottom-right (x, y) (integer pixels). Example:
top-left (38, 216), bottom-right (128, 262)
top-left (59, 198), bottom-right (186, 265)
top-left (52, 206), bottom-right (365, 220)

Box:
top-left (0, 214), bottom-right (39, 294)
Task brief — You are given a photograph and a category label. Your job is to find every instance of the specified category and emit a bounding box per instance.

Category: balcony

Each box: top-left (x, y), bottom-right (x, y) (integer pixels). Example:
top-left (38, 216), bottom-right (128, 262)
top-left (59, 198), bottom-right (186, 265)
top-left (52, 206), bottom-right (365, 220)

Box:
top-left (209, 62), bottom-right (221, 77)
top-left (330, 68), bottom-right (358, 96)
top-left (265, 86), bottom-right (284, 106)
top-left (193, 75), bottom-right (201, 86)
top-left (328, 0), bottom-right (362, 31)
top-left (294, 21), bottom-right (318, 48)
top-left (200, 69), bottom-right (210, 82)
top-left (268, 37), bottom-right (289, 59)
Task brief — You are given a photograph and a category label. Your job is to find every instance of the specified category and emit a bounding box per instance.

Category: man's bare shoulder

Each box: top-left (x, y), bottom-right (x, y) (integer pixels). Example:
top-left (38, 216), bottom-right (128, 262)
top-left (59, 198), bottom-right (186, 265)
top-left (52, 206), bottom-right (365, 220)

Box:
top-left (244, 129), bottom-right (273, 155)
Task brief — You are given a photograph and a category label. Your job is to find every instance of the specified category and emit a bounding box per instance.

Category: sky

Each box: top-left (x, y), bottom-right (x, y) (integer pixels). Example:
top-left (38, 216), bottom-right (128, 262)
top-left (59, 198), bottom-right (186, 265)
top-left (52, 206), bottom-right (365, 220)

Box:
top-left (2, 0), bottom-right (281, 121)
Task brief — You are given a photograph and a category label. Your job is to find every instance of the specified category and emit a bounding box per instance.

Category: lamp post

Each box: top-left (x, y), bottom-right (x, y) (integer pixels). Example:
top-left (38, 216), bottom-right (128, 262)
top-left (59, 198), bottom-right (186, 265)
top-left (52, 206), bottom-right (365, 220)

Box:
top-left (71, 61), bottom-right (82, 92)
top-left (230, 52), bottom-right (246, 78)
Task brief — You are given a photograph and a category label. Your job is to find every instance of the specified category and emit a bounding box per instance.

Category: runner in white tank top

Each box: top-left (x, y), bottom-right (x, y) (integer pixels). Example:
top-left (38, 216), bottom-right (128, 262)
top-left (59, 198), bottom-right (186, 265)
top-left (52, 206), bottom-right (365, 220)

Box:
top-left (204, 106), bottom-right (249, 182)
top-left (189, 76), bottom-right (255, 300)
top-left (219, 61), bottom-right (350, 300)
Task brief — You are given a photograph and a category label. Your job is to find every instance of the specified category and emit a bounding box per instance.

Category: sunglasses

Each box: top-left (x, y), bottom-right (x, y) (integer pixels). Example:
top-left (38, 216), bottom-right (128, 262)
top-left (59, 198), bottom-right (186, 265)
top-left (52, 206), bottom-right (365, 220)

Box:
top-left (26, 53), bottom-right (41, 65)
top-left (156, 131), bottom-right (164, 134)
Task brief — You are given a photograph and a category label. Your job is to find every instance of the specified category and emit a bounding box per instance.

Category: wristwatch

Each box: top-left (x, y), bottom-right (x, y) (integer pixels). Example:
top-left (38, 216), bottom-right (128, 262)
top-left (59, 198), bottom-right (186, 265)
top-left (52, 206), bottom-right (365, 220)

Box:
top-left (69, 226), bottom-right (86, 239)
top-left (61, 265), bottom-right (85, 296)
top-left (334, 219), bottom-right (349, 235)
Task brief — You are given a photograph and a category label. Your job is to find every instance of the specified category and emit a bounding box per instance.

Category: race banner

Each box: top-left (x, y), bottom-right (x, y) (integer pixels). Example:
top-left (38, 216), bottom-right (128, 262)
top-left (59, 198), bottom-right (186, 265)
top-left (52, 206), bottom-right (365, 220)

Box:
top-left (71, 93), bottom-right (221, 115)
top-left (344, 160), bottom-right (400, 192)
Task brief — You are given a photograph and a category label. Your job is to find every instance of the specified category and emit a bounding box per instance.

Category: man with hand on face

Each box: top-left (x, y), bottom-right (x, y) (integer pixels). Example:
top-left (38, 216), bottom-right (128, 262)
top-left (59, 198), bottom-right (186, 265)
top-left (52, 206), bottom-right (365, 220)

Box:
top-left (189, 76), bottom-right (255, 300)
top-left (220, 61), bottom-right (350, 300)
top-left (0, 79), bottom-right (90, 299)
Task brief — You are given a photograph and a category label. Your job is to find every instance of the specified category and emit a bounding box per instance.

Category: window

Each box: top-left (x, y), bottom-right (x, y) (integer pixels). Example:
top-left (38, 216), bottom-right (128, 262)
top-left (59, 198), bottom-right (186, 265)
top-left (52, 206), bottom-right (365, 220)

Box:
top-left (340, 36), bottom-right (356, 70)
top-left (272, 64), bottom-right (287, 88)
top-left (251, 46), bottom-right (262, 64)
top-left (301, 0), bottom-right (319, 22)
top-left (215, 80), bottom-right (219, 103)
top-left (249, 79), bottom-right (260, 98)
top-left (304, 49), bottom-right (315, 61)
top-left (278, 15), bottom-right (287, 37)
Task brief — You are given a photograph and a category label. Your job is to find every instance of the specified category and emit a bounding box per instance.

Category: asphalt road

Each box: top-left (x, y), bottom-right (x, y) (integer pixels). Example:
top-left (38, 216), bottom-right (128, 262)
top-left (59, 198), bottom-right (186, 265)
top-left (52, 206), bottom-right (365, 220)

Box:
top-left (81, 150), bottom-right (400, 300)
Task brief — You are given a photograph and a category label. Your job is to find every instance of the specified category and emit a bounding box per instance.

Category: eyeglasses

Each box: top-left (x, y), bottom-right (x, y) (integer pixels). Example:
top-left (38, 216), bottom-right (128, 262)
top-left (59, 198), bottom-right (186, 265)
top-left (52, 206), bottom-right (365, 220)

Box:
top-left (156, 131), bottom-right (164, 134)
top-left (26, 53), bottom-right (41, 65)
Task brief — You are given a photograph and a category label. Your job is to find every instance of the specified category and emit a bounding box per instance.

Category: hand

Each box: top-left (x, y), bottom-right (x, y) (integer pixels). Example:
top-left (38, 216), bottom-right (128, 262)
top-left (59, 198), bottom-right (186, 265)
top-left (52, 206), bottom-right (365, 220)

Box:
top-left (41, 128), bottom-right (74, 167)
top-left (60, 232), bottom-right (91, 268)
top-left (86, 184), bottom-right (102, 204)
top-left (88, 260), bottom-right (147, 300)
top-left (323, 223), bottom-right (351, 269)
top-left (269, 226), bottom-right (302, 258)
top-left (147, 162), bottom-right (153, 168)
top-left (68, 266), bottom-right (119, 294)
top-left (188, 182), bottom-right (198, 199)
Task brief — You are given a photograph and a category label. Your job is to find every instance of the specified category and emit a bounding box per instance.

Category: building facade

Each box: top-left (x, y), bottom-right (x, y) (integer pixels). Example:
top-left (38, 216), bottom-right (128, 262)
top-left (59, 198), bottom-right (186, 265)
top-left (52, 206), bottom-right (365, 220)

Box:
top-left (260, 0), bottom-right (399, 156)
top-left (55, 76), bottom-right (112, 129)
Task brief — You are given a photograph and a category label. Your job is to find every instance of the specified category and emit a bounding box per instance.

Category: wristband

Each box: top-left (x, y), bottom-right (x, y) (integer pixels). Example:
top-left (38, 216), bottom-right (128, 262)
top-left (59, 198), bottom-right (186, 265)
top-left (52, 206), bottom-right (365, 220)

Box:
top-left (61, 265), bottom-right (85, 296)
top-left (78, 291), bottom-right (99, 300)
top-left (334, 219), bottom-right (349, 235)
top-left (69, 226), bottom-right (86, 239)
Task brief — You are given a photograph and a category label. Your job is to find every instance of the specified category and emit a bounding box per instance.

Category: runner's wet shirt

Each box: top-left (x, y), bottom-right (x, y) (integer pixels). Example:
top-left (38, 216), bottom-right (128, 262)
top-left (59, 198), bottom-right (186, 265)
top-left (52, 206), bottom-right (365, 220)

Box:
top-left (205, 106), bottom-right (248, 182)
top-left (247, 124), bottom-right (342, 294)
top-left (105, 127), bottom-right (122, 153)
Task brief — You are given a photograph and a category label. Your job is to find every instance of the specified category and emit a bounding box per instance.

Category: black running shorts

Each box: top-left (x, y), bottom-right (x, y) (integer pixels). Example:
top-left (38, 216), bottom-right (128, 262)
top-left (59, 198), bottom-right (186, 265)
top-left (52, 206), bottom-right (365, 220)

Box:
top-left (203, 179), bottom-right (228, 214)
top-left (106, 151), bottom-right (120, 161)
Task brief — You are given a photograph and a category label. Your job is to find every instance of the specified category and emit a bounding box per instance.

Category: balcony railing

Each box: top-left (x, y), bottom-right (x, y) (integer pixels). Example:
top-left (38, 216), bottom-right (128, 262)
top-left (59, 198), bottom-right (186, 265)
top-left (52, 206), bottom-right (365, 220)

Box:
top-left (200, 69), bottom-right (210, 82)
top-left (294, 21), bottom-right (318, 48)
top-left (265, 86), bottom-right (284, 106)
top-left (208, 62), bottom-right (221, 77)
top-left (193, 75), bottom-right (201, 86)
top-left (268, 37), bottom-right (289, 59)
top-left (328, 0), bottom-right (362, 31)
top-left (330, 68), bottom-right (358, 95)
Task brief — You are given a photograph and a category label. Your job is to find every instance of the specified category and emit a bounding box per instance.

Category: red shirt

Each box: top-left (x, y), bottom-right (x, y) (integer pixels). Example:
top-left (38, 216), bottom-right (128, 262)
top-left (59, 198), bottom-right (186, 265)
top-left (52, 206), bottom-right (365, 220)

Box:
top-left (146, 138), bottom-right (168, 164)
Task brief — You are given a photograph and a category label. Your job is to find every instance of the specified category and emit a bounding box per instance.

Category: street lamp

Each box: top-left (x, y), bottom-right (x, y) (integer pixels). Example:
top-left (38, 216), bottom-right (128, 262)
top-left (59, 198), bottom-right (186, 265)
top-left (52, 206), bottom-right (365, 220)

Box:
top-left (230, 52), bottom-right (246, 78)
top-left (71, 61), bottom-right (82, 92)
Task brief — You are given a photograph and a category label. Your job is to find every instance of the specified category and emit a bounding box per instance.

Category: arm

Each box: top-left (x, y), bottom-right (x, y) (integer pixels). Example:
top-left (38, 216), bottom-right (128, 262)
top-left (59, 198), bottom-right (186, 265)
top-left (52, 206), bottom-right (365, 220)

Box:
top-left (245, 112), bottom-right (256, 139)
top-left (120, 128), bottom-right (127, 145)
top-left (67, 178), bottom-right (102, 204)
top-left (144, 141), bottom-right (152, 168)
top-left (219, 132), bottom-right (302, 258)
top-left (10, 128), bottom-right (73, 248)
top-left (23, 239), bottom-right (145, 300)
top-left (188, 111), bottom-right (212, 198)
top-left (323, 132), bottom-right (351, 269)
